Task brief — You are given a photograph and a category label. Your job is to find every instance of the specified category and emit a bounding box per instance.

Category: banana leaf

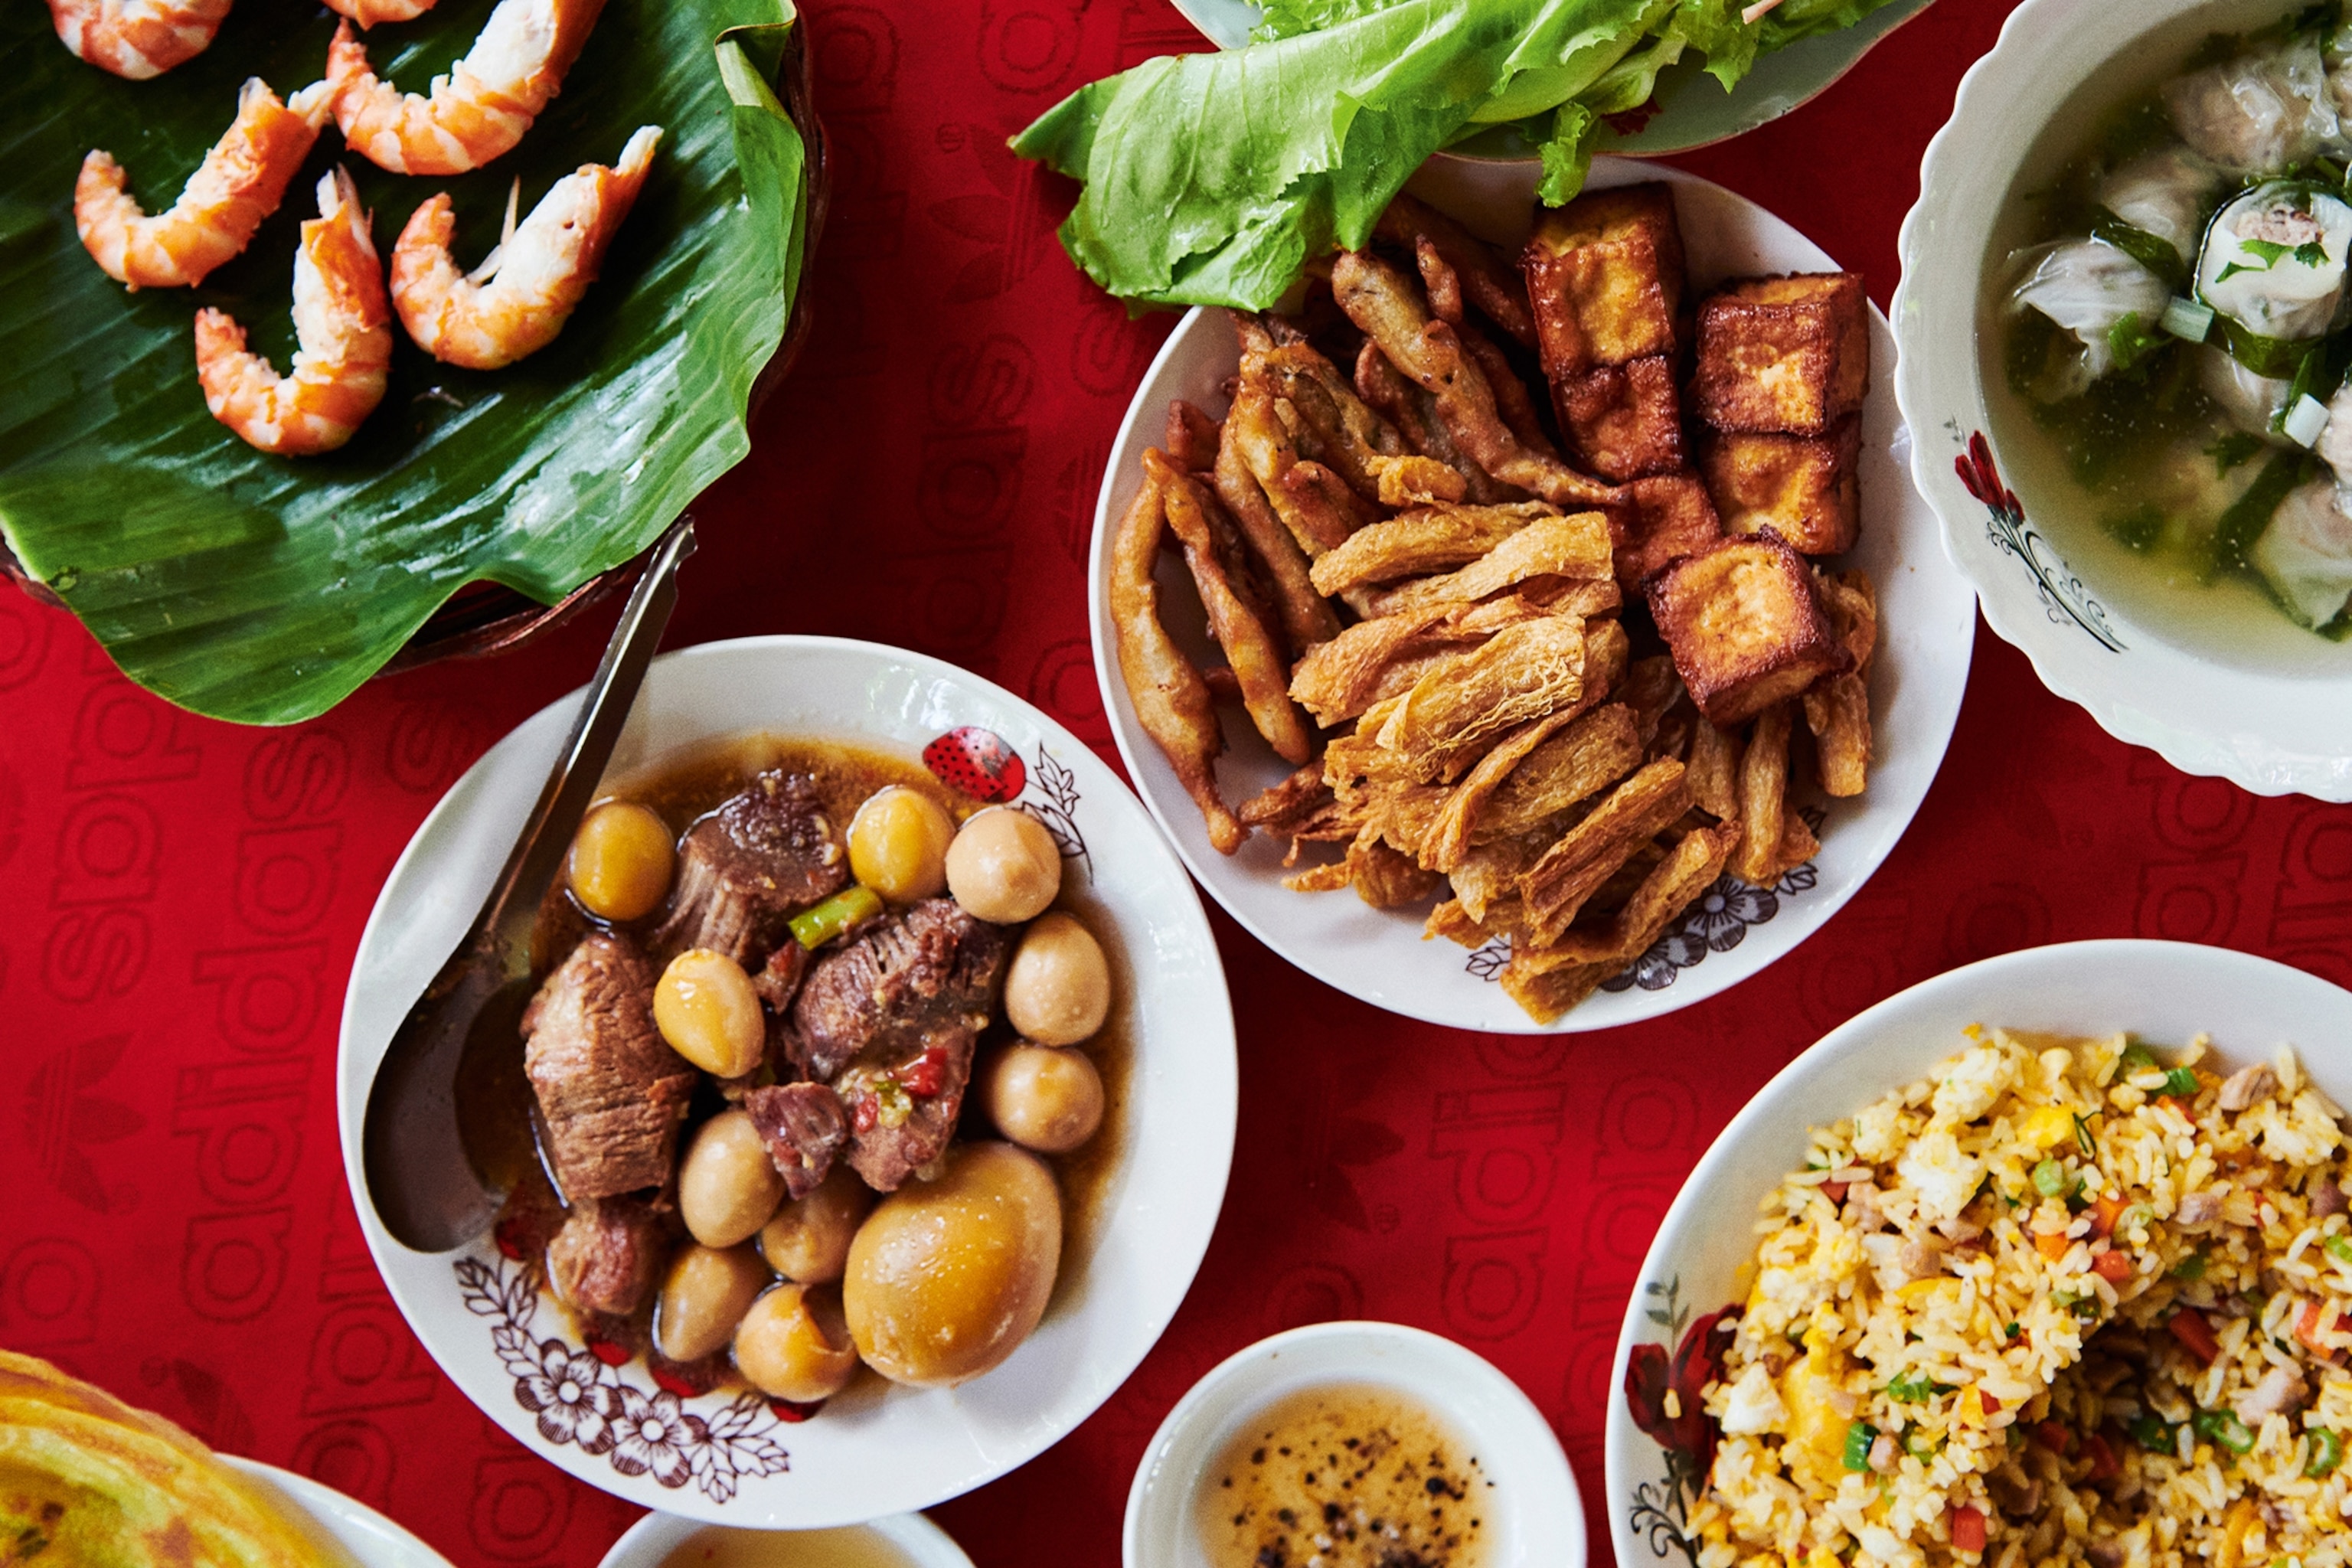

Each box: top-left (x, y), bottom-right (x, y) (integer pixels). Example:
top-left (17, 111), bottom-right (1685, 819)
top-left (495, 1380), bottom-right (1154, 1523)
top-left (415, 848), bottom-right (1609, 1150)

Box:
top-left (0, 0), bottom-right (809, 724)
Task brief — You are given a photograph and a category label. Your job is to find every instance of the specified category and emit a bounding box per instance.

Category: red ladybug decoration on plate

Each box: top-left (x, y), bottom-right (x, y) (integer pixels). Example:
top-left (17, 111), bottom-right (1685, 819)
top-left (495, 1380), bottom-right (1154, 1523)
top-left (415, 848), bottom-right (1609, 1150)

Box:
top-left (924, 727), bottom-right (1026, 803)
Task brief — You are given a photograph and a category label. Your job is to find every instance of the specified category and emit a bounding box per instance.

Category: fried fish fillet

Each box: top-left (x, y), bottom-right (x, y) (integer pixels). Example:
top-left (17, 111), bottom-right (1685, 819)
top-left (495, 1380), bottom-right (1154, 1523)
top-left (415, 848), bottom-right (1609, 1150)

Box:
top-left (1109, 465), bottom-right (1243, 853)
top-left (1377, 192), bottom-right (1537, 345)
top-left (1145, 448), bottom-right (1312, 767)
top-left (1354, 339), bottom-right (1521, 505)
top-left (1258, 341), bottom-right (1407, 501)
top-left (1331, 250), bottom-right (1621, 510)
top-left (1212, 396), bottom-right (1342, 652)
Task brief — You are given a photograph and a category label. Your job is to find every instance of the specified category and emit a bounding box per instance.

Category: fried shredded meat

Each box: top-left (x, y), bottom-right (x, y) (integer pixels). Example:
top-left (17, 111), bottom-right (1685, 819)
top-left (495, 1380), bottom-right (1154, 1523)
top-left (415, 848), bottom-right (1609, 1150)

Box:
top-left (1099, 191), bottom-right (1880, 1021)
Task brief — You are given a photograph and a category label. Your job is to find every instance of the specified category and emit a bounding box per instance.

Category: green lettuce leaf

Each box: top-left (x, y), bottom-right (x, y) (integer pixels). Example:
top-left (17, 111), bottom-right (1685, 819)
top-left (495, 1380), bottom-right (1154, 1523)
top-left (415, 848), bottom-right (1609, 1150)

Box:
top-left (1753, 0), bottom-right (1903, 51)
top-left (1013, 0), bottom-right (1664, 311)
top-left (0, 0), bottom-right (808, 724)
top-left (1253, 0), bottom-right (1403, 42)
top-left (1016, 0), bottom-right (1902, 311)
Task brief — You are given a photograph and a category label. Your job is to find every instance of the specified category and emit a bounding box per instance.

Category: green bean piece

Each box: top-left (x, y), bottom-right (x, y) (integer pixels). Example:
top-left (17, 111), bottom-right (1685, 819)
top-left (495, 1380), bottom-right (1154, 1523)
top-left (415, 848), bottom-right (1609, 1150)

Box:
top-left (791, 885), bottom-right (884, 949)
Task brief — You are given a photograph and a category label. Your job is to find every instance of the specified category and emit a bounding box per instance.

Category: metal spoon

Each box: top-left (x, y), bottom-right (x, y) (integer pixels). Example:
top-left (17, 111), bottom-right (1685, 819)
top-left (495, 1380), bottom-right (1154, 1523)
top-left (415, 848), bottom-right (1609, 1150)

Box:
top-left (362, 515), bottom-right (697, 1253)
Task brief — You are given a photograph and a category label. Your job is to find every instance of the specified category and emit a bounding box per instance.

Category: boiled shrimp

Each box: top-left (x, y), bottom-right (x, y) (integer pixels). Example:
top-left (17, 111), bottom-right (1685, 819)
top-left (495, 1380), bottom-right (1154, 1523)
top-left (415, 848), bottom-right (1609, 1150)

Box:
top-left (48, 0), bottom-right (231, 80)
top-left (326, 0), bottom-right (606, 175)
top-left (194, 168), bottom-right (392, 457)
top-left (321, 0), bottom-right (439, 28)
top-left (390, 125), bottom-right (658, 370)
top-left (76, 77), bottom-right (333, 290)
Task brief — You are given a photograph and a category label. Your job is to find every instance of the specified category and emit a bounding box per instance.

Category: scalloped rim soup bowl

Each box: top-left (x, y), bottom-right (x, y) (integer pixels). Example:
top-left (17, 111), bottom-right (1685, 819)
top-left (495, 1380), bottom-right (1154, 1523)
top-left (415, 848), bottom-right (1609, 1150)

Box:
top-left (1896, 0), bottom-right (2352, 799)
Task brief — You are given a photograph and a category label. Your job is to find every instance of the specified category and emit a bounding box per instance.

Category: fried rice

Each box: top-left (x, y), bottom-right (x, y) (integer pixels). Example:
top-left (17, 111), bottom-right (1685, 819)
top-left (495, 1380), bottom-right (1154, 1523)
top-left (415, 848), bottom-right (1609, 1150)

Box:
top-left (1690, 1027), bottom-right (2352, 1568)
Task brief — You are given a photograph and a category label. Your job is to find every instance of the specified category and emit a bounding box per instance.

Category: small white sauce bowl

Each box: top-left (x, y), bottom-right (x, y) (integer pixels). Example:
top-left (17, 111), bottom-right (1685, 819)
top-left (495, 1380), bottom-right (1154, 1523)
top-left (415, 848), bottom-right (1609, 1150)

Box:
top-left (220, 1456), bottom-right (453, 1568)
top-left (596, 1510), bottom-right (973, 1568)
top-left (1124, 1321), bottom-right (1584, 1568)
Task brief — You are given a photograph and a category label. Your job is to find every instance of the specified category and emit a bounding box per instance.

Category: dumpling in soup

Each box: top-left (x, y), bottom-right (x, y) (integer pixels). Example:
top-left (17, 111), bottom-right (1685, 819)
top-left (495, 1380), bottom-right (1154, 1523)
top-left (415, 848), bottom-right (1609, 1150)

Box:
top-left (2200, 346), bottom-right (2295, 438)
top-left (2197, 182), bottom-right (2352, 341)
top-left (2250, 478), bottom-right (2352, 626)
top-left (2096, 145), bottom-right (2223, 266)
top-left (2011, 240), bottom-right (2172, 392)
top-left (2164, 38), bottom-right (2342, 173)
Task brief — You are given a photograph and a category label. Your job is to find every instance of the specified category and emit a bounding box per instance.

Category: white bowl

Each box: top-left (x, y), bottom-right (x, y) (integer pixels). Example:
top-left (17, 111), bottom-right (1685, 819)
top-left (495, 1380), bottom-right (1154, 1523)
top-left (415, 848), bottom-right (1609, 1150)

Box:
top-left (1894, 0), bottom-right (2352, 799)
top-left (221, 1457), bottom-right (452, 1568)
top-left (1087, 155), bottom-right (1977, 1033)
top-left (1124, 1321), bottom-right (1583, 1568)
top-left (1602, 939), bottom-right (2352, 1567)
top-left (1163, 0), bottom-right (1937, 158)
top-left (336, 635), bottom-right (1237, 1527)
top-left (597, 1511), bottom-right (972, 1568)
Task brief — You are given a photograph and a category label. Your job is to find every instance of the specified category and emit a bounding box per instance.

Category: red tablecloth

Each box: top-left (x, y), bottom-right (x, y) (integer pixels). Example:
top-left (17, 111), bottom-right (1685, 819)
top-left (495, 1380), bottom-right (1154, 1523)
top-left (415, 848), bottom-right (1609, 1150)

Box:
top-left (17, 1), bottom-right (2318, 1563)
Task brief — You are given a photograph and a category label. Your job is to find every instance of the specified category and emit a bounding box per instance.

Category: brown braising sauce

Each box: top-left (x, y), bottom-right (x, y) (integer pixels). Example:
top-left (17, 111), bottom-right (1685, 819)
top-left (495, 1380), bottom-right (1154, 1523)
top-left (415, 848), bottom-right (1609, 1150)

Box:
top-left (459, 731), bottom-right (1132, 1396)
top-left (1195, 1383), bottom-right (1493, 1568)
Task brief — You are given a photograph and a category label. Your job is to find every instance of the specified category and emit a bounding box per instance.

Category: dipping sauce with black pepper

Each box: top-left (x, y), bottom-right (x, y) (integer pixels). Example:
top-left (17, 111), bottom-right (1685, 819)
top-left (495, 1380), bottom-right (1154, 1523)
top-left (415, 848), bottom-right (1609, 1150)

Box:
top-left (1194, 1383), bottom-right (1491, 1568)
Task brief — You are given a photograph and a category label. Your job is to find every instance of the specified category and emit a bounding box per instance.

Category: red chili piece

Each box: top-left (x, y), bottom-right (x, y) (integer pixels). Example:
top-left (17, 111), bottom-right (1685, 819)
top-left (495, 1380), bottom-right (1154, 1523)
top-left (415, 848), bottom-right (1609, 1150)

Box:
top-left (586, 1335), bottom-right (631, 1367)
top-left (492, 1216), bottom-right (528, 1262)
top-left (1821, 1181), bottom-right (1849, 1204)
top-left (897, 1046), bottom-right (950, 1099)
top-left (2034, 1420), bottom-right (2071, 1455)
top-left (652, 1367), bottom-right (702, 1399)
top-left (769, 1396), bottom-right (827, 1423)
top-left (1980, 1390), bottom-right (2001, 1413)
top-left (2169, 1308), bottom-right (2220, 1365)
top-left (853, 1094), bottom-right (879, 1134)
top-left (2082, 1432), bottom-right (2119, 1481)
top-left (1952, 1504), bottom-right (1986, 1554)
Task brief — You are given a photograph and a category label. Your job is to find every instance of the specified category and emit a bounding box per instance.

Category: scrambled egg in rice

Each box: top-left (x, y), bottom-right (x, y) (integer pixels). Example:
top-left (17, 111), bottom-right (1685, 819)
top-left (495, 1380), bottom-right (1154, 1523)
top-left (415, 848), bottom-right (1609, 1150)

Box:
top-left (1693, 1028), bottom-right (2352, 1568)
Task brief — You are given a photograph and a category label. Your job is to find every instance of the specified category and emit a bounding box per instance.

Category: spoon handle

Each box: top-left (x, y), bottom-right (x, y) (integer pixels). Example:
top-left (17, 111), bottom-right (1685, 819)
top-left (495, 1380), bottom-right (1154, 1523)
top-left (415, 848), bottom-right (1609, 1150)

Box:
top-left (478, 513), bottom-right (698, 964)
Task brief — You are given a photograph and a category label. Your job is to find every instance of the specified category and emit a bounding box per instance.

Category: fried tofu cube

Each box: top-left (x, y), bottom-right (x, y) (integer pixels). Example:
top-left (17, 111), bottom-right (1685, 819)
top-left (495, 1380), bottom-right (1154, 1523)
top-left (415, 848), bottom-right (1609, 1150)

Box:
top-left (1555, 354), bottom-right (1684, 481)
top-left (1698, 416), bottom-right (1861, 556)
top-left (1690, 273), bottom-right (1869, 437)
top-left (1645, 530), bottom-right (1852, 727)
top-left (1609, 472), bottom-right (1722, 593)
top-left (1521, 182), bottom-right (1686, 381)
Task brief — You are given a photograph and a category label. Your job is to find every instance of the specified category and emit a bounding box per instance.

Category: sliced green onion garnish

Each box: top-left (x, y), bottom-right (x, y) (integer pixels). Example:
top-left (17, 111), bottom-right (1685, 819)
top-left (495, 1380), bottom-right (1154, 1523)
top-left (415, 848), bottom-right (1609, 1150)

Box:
top-left (1843, 1420), bottom-right (1877, 1471)
top-left (2161, 296), bottom-right (2215, 341)
top-left (2286, 392), bottom-right (2334, 448)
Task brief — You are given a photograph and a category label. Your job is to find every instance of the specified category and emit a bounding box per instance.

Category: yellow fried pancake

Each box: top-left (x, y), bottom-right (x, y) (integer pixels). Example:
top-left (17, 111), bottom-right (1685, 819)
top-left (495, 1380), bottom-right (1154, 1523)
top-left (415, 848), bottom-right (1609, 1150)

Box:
top-left (0, 1351), bottom-right (345, 1566)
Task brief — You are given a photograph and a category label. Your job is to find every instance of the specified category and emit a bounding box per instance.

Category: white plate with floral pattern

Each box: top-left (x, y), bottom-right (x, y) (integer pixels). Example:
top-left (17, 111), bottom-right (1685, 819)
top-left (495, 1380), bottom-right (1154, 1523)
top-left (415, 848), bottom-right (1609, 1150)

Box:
top-left (1087, 155), bottom-right (1976, 1033)
top-left (1605, 939), bottom-right (2352, 1568)
top-left (1894, 0), bottom-right (2352, 799)
top-left (336, 635), bottom-right (1237, 1527)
